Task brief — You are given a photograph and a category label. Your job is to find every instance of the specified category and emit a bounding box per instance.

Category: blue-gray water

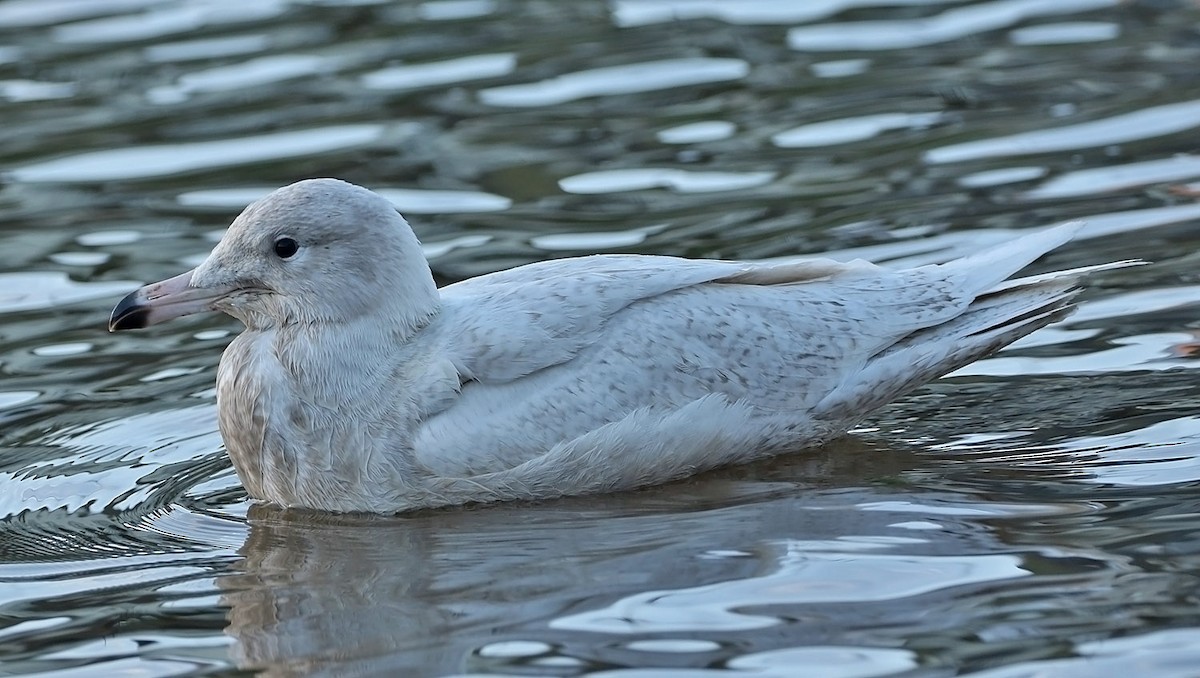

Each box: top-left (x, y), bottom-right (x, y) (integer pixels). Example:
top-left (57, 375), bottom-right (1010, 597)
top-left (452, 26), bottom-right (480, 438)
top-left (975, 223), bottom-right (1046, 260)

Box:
top-left (2, 1), bottom-right (1200, 676)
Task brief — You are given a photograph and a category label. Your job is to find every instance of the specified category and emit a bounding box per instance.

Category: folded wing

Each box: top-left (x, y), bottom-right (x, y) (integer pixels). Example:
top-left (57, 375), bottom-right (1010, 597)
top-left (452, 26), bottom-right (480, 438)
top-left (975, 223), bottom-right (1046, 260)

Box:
top-left (415, 224), bottom-right (1097, 478)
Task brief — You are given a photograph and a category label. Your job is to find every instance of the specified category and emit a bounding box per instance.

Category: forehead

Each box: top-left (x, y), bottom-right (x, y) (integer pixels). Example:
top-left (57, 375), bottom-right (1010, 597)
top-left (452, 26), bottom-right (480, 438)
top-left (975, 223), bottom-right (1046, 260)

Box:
top-left (229, 189), bottom-right (373, 242)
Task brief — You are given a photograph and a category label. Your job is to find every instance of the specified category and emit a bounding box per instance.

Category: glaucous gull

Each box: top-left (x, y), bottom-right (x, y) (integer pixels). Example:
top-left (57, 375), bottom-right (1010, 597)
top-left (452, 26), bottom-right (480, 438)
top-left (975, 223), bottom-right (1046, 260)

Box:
top-left (110, 178), bottom-right (1128, 513)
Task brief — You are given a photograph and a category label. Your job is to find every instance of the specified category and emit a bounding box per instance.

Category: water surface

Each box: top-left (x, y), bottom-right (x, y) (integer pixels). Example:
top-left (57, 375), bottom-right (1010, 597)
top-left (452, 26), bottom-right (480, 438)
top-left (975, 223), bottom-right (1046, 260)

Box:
top-left (2, 1), bottom-right (1200, 676)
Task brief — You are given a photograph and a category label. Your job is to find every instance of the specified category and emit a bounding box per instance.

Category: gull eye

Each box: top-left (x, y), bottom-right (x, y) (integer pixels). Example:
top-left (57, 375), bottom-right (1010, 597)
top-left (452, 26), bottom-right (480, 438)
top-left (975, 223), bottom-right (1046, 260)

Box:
top-left (273, 236), bottom-right (299, 259)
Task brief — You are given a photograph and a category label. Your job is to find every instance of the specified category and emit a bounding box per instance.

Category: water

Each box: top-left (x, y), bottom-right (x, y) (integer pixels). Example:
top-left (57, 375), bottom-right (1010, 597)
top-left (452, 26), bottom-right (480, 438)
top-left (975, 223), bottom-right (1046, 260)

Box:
top-left (1, 0), bottom-right (1199, 675)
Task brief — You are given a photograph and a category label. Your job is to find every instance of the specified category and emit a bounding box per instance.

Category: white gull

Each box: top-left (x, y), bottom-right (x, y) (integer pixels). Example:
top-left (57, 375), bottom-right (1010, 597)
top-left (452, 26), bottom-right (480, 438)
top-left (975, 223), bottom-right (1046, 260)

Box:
top-left (110, 178), bottom-right (1128, 513)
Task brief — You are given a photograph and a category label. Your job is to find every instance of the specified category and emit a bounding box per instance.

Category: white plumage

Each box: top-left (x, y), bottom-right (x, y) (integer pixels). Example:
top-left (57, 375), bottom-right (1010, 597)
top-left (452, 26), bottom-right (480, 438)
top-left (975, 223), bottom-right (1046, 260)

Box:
top-left (110, 179), bottom-right (1130, 513)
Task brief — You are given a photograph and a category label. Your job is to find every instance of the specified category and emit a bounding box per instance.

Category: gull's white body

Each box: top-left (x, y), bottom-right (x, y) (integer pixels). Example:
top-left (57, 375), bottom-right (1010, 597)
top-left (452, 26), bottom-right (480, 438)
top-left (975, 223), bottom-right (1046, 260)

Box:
top-left (118, 180), bottom-right (1120, 513)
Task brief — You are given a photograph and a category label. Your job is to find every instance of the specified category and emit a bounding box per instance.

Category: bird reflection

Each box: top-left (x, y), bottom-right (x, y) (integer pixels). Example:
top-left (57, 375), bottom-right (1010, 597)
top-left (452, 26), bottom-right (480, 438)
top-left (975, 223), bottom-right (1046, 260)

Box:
top-left (217, 439), bottom-right (924, 676)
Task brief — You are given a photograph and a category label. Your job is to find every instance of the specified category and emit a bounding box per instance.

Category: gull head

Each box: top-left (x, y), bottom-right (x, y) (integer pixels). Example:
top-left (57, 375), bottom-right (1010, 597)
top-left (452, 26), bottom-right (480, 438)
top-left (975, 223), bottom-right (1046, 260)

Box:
top-left (110, 178), bottom-right (439, 333)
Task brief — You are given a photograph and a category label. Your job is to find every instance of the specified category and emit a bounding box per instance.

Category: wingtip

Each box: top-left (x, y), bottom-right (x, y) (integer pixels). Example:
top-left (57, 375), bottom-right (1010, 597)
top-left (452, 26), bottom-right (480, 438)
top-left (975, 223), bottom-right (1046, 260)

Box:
top-left (1031, 219), bottom-right (1088, 251)
top-left (948, 220), bottom-right (1091, 294)
top-left (1050, 219), bottom-right (1087, 241)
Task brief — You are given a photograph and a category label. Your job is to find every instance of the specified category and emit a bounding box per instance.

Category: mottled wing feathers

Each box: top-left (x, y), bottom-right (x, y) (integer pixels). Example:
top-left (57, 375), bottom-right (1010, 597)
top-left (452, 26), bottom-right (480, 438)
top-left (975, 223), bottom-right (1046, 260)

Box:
top-left (410, 225), bottom-right (1102, 481)
top-left (437, 253), bottom-right (990, 387)
top-left (438, 256), bottom-right (755, 383)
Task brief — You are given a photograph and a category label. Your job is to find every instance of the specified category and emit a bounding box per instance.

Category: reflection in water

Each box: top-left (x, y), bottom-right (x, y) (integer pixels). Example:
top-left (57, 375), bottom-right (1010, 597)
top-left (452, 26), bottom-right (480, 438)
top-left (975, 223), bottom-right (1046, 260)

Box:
top-left (551, 546), bottom-right (1029, 633)
top-left (217, 433), bottom-right (1143, 676)
top-left (214, 442), bottom-right (1002, 675)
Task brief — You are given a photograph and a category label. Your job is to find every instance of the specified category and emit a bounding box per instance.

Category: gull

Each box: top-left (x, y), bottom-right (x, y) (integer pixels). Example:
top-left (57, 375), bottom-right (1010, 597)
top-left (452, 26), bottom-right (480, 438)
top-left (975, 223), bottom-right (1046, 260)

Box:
top-left (110, 178), bottom-right (1127, 513)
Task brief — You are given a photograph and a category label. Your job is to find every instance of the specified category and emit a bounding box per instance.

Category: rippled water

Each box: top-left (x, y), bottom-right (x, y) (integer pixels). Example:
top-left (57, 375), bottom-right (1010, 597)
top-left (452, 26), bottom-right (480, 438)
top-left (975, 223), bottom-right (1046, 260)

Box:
top-left (2, 1), bottom-right (1200, 676)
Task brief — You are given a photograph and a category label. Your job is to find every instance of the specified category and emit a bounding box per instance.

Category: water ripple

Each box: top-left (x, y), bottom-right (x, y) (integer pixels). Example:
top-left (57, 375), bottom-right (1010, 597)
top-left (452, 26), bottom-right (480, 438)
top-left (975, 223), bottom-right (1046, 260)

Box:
top-left (0, 392), bottom-right (39, 410)
top-left (478, 58), bottom-right (749, 107)
top-left (148, 53), bottom-right (338, 103)
top-left (656, 120), bottom-right (736, 144)
top-left (0, 0), bottom-right (160, 29)
top-left (926, 100), bottom-right (1200, 164)
top-left (612, 0), bottom-right (958, 27)
top-left (1020, 155), bottom-right (1200, 200)
top-left (361, 53), bottom-right (517, 91)
top-left (177, 185), bottom-right (511, 214)
top-left (560, 168), bottom-right (775, 194)
top-left (418, 0), bottom-right (498, 21)
top-left (0, 272), bottom-right (135, 315)
top-left (788, 0), bottom-right (1117, 51)
top-left (9, 124), bottom-right (394, 182)
top-left (772, 112), bottom-right (946, 148)
top-left (0, 405), bottom-right (223, 516)
top-left (589, 646), bottom-right (919, 677)
top-left (551, 541), bottom-right (1031, 633)
top-left (143, 34), bottom-right (270, 63)
top-left (1008, 20), bottom-right (1120, 45)
top-left (51, 0), bottom-right (287, 44)
top-left (957, 331), bottom-right (1200, 377)
top-left (965, 627), bottom-right (1200, 677)
top-left (0, 79), bottom-right (76, 102)
top-left (958, 166), bottom-right (1047, 188)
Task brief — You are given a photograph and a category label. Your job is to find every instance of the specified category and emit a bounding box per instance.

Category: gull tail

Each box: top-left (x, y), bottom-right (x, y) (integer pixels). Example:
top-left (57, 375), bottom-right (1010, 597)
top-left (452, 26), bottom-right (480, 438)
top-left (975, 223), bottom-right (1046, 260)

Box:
top-left (816, 224), bottom-right (1144, 421)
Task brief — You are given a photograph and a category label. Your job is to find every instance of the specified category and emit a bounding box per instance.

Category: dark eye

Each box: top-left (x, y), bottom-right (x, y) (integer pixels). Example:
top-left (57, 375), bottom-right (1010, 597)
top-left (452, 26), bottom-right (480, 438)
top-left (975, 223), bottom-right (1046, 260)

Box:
top-left (273, 237), bottom-right (299, 259)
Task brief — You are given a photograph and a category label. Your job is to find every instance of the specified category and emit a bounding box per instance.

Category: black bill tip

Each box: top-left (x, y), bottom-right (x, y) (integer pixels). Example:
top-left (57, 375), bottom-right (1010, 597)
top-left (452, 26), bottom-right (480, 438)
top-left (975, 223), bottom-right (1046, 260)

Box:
top-left (109, 290), bottom-right (149, 331)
